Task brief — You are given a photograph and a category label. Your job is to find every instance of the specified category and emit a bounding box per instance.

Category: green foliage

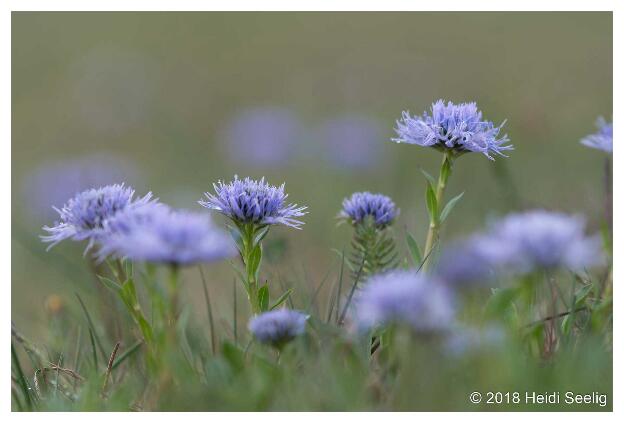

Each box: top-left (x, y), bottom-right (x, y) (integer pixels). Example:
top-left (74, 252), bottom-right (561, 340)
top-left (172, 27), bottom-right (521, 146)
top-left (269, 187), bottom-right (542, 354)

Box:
top-left (348, 218), bottom-right (399, 279)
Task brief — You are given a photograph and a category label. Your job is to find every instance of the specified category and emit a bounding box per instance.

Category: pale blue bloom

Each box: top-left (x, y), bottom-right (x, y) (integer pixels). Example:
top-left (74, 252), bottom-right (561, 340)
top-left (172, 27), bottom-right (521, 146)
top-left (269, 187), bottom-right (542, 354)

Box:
top-left (355, 270), bottom-right (455, 333)
top-left (393, 99), bottom-right (512, 159)
top-left (339, 192), bottom-right (398, 228)
top-left (248, 309), bottom-right (309, 346)
top-left (581, 117), bottom-right (612, 153)
top-left (99, 206), bottom-right (236, 265)
top-left (444, 325), bottom-right (505, 357)
top-left (41, 183), bottom-right (154, 251)
top-left (199, 176), bottom-right (307, 229)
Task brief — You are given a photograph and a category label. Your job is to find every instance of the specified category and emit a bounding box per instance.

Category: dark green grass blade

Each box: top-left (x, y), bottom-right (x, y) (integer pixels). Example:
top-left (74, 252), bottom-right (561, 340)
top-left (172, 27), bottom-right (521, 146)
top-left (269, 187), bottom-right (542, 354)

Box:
top-left (75, 293), bottom-right (107, 362)
top-left (11, 342), bottom-right (33, 411)
top-left (335, 248), bottom-right (346, 324)
top-left (198, 266), bottom-right (217, 355)
top-left (112, 340), bottom-right (143, 370)
top-left (88, 327), bottom-right (99, 370)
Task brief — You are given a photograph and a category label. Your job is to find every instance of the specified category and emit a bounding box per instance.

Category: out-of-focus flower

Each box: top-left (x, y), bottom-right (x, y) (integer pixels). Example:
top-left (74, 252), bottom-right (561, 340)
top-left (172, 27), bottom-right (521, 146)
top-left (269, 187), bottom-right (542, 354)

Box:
top-left (44, 294), bottom-right (65, 316)
top-left (317, 116), bottom-right (383, 169)
top-left (248, 309), bottom-right (309, 347)
top-left (392, 99), bottom-right (512, 160)
top-left (489, 210), bottom-right (602, 271)
top-left (581, 117), bottom-right (613, 153)
top-left (221, 107), bottom-right (303, 166)
top-left (354, 270), bottom-right (455, 333)
top-left (199, 176), bottom-right (307, 229)
top-left (444, 325), bottom-right (506, 357)
top-left (41, 183), bottom-right (154, 251)
top-left (339, 192), bottom-right (398, 229)
top-left (22, 154), bottom-right (141, 222)
top-left (98, 206), bottom-right (236, 266)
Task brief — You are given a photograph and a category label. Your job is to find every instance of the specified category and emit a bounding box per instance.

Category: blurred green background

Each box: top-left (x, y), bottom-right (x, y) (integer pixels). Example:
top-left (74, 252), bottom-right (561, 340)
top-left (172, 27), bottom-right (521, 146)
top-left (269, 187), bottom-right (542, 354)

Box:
top-left (12, 12), bottom-right (612, 341)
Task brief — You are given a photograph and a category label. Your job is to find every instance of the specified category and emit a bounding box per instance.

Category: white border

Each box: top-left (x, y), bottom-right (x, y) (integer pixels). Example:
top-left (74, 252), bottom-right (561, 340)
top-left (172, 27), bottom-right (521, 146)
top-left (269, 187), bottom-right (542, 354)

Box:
top-left (3, 1), bottom-right (619, 421)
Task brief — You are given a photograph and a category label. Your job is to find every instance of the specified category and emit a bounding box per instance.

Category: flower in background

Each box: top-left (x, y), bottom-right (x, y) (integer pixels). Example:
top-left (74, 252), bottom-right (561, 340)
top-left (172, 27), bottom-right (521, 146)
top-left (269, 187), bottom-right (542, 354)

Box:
top-left (221, 107), bottom-right (303, 166)
top-left (199, 176), bottom-right (307, 230)
top-left (41, 183), bottom-right (154, 251)
top-left (355, 270), bottom-right (455, 333)
top-left (392, 99), bottom-right (512, 160)
top-left (22, 154), bottom-right (141, 222)
top-left (444, 325), bottom-right (506, 357)
top-left (339, 192), bottom-right (398, 229)
top-left (489, 210), bottom-right (602, 272)
top-left (248, 309), bottom-right (308, 348)
top-left (318, 115), bottom-right (383, 169)
top-left (99, 206), bottom-right (236, 266)
top-left (581, 117), bottom-right (613, 153)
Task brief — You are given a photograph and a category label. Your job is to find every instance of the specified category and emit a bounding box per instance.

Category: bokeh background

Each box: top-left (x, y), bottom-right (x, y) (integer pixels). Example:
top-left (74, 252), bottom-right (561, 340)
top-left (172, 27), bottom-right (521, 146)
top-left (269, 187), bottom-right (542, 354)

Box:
top-left (12, 12), bottom-right (612, 341)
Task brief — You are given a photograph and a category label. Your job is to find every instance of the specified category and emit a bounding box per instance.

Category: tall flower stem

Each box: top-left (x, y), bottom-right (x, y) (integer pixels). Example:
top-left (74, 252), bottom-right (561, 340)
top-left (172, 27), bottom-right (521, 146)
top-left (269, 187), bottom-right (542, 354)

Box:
top-left (239, 223), bottom-right (265, 315)
top-left (422, 152), bottom-right (454, 273)
top-left (167, 264), bottom-right (180, 330)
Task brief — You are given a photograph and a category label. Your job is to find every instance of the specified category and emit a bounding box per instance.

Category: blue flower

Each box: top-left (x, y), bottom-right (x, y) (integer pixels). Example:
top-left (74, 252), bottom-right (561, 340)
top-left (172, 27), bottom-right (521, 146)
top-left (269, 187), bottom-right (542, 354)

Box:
top-left (98, 206), bottom-right (236, 266)
top-left (581, 117), bottom-right (612, 153)
top-left (392, 99), bottom-right (512, 160)
top-left (248, 309), bottom-right (309, 346)
top-left (339, 192), bottom-right (398, 228)
top-left (199, 176), bottom-right (307, 229)
top-left (489, 210), bottom-right (602, 271)
top-left (354, 270), bottom-right (455, 333)
top-left (41, 183), bottom-right (154, 251)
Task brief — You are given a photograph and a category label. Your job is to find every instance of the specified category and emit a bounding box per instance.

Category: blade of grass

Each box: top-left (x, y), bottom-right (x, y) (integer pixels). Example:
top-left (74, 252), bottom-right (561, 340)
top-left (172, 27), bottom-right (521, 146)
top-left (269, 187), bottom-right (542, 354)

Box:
top-left (112, 339), bottom-right (143, 370)
top-left (233, 280), bottom-right (238, 346)
top-left (338, 256), bottom-right (366, 325)
top-left (11, 342), bottom-right (33, 411)
top-left (198, 265), bottom-right (217, 355)
top-left (88, 327), bottom-right (98, 370)
top-left (335, 248), bottom-right (346, 324)
top-left (75, 293), bottom-right (107, 361)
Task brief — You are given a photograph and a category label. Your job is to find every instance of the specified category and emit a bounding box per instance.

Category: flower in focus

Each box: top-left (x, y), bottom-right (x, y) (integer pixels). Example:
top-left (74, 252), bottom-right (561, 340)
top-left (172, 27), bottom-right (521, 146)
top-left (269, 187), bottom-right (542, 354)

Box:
top-left (489, 210), bottom-right (602, 271)
top-left (41, 183), bottom-right (154, 251)
top-left (248, 309), bottom-right (309, 347)
top-left (392, 99), bottom-right (512, 160)
top-left (199, 176), bottom-right (307, 229)
top-left (339, 192), bottom-right (398, 229)
top-left (354, 270), bottom-right (455, 333)
top-left (221, 107), bottom-right (303, 167)
top-left (581, 117), bottom-right (613, 153)
top-left (318, 116), bottom-right (383, 169)
top-left (98, 206), bottom-right (236, 266)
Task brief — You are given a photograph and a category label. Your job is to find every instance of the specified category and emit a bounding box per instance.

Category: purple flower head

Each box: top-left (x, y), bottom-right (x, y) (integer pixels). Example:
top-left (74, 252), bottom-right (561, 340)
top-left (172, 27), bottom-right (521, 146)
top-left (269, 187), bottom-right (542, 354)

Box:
top-left (41, 183), bottom-right (154, 251)
top-left (581, 117), bottom-right (612, 153)
top-left (489, 210), bottom-right (602, 271)
top-left (23, 154), bottom-right (141, 222)
top-left (319, 116), bottom-right (383, 169)
top-left (221, 107), bottom-right (303, 167)
top-left (435, 235), bottom-right (517, 287)
top-left (199, 176), bottom-right (307, 229)
top-left (444, 325), bottom-right (506, 357)
top-left (339, 192), bottom-right (398, 228)
top-left (392, 100), bottom-right (512, 160)
top-left (248, 309), bottom-right (309, 347)
top-left (354, 270), bottom-right (455, 333)
top-left (99, 207), bottom-right (236, 266)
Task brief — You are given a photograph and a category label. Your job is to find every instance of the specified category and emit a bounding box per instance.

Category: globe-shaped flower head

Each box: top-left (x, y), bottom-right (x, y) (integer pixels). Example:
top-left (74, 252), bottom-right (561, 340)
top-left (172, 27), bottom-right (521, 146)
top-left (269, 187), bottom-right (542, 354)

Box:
top-left (248, 309), bottom-right (309, 348)
top-left (581, 117), bottom-right (612, 153)
top-left (339, 192), bottom-right (398, 229)
top-left (199, 176), bottom-right (307, 229)
top-left (98, 205), bottom-right (236, 266)
top-left (392, 100), bottom-right (513, 160)
top-left (41, 183), bottom-right (154, 251)
top-left (355, 270), bottom-right (455, 333)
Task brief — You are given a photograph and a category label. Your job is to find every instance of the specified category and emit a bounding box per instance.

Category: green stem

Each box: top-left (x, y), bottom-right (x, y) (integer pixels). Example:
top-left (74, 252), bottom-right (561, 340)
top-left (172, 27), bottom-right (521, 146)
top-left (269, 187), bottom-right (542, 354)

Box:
top-left (422, 152), bottom-right (453, 273)
top-left (241, 224), bottom-right (261, 314)
top-left (167, 264), bottom-right (180, 327)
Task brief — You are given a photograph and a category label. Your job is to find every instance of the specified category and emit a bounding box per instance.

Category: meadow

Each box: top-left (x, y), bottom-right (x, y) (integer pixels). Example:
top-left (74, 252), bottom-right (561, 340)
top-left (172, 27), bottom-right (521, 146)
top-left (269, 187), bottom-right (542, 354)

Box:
top-left (11, 12), bottom-right (612, 411)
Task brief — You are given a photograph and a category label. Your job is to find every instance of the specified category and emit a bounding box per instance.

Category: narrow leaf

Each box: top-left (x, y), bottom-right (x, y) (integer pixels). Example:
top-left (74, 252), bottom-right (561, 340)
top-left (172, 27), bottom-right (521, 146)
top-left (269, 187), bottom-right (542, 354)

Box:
top-left (405, 233), bottom-right (422, 266)
top-left (270, 288), bottom-right (293, 310)
top-left (258, 284), bottom-right (270, 312)
top-left (425, 181), bottom-right (438, 223)
top-left (440, 192), bottom-right (465, 222)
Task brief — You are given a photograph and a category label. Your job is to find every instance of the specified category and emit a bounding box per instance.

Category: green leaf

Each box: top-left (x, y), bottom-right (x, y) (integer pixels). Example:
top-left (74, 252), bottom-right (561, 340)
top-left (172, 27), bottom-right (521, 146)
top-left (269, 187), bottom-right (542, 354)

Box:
top-left (425, 181), bottom-right (438, 223)
top-left (574, 283), bottom-right (593, 308)
top-left (419, 168), bottom-right (436, 186)
top-left (247, 244), bottom-right (263, 281)
top-left (441, 155), bottom-right (453, 181)
top-left (111, 340), bottom-right (143, 370)
top-left (405, 233), bottom-right (422, 267)
top-left (440, 192), bottom-right (465, 223)
top-left (221, 341), bottom-right (245, 373)
top-left (270, 288), bottom-right (293, 310)
top-left (485, 287), bottom-right (518, 318)
top-left (258, 284), bottom-right (270, 312)
top-left (254, 226), bottom-right (270, 244)
top-left (97, 275), bottom-right (121, 294)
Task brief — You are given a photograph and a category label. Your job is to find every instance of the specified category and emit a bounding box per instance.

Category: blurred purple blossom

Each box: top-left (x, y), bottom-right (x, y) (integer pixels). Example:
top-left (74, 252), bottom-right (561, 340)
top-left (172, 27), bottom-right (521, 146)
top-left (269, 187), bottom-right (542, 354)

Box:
top-left (354, 270), bottom-right (455, 333)
top-left (248, 309), bottom-right (309, 347)
top-left (317, 116), bottom-right (383, 169)
top-left (581, 117), bottom-right (612, 153)
top-left (221, 107), bottom-right (303, 166)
